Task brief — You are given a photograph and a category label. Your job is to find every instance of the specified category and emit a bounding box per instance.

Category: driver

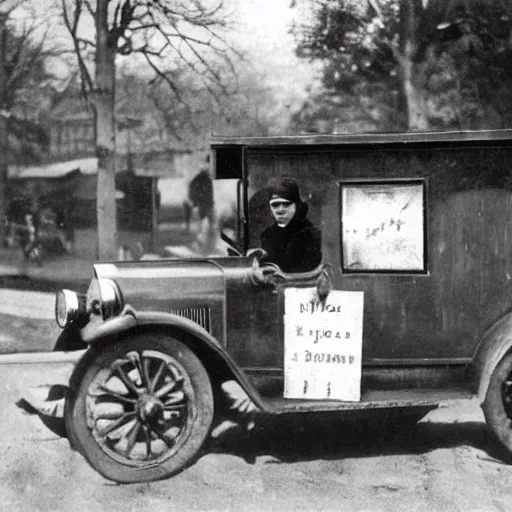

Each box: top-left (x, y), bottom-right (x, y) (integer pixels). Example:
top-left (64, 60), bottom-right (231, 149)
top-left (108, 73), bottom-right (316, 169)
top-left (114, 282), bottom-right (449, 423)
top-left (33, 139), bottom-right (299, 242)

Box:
top-left (260, 178), bottom-right (322, 273)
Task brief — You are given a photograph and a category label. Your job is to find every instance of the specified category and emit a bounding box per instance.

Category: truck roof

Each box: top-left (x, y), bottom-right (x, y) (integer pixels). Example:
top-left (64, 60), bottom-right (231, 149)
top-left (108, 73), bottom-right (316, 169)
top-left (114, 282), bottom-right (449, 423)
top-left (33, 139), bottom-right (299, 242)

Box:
top-left (211, 129), bottom-right (512, 149)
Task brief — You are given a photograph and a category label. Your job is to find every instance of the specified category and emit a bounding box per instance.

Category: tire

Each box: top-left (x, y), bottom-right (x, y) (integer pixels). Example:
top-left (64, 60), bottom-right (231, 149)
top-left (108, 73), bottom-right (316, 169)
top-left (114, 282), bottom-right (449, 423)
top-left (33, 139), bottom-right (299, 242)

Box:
top-left (482, 351), bottom-right (512, 458)
top-left (65, 333), bottom-right (214, 483)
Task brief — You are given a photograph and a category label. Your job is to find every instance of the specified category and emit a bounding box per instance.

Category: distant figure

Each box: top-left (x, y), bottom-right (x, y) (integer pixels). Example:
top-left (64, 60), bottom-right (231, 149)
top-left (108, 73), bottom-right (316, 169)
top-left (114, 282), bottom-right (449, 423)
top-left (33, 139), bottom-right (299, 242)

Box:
top-left (188, 170), bottom-right (217, 255)
top-left (188, 169), bottom-right (214, 221)
top-left (20, 213), bottom-right (42, 265)
top-left (55, 209), bottom-right (70, 253)
top-left (186, 166), bottom-right (239, 256)
top-left (260, 178), bottom-right (322, 273)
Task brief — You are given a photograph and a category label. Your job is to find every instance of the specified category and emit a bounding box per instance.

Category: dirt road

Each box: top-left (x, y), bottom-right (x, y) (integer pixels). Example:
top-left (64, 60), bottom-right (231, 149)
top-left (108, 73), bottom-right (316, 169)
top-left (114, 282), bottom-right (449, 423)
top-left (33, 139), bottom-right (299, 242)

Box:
top-left (1, 359), bottom-right (511, 512)
top-left (1, 289), bottom-right (512, 511)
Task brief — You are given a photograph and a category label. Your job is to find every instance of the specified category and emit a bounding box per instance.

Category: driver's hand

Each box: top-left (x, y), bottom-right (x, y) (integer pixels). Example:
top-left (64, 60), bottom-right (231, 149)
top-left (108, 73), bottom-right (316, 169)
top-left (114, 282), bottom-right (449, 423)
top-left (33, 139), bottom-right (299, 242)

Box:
top-left (250, 265), bottom-right (277, 286)
top-left (248, 253), bottom-right (277, 286)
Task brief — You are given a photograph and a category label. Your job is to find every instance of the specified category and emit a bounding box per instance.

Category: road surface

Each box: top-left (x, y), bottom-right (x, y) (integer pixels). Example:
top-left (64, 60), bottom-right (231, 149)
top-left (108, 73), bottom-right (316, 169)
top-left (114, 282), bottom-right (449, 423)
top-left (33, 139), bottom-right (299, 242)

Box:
top-left (1, 289), bottom-right (512, 511)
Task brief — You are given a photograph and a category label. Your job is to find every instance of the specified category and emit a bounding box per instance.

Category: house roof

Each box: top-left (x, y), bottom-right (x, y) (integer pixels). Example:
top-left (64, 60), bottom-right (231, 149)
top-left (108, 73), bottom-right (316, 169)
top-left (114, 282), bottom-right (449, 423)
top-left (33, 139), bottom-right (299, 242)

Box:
top-left (9, 158), bottom-right (98, 179)
top-left (9, 151), bottom-right (209, 181)
top-left (9, 157), bottom-right (153, 180)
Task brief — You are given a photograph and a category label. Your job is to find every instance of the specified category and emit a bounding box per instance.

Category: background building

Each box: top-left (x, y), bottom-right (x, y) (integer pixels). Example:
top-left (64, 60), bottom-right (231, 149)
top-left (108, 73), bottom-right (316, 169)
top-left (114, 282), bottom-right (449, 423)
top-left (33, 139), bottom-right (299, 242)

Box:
top-left (6, 89), bottom-right (207, 260)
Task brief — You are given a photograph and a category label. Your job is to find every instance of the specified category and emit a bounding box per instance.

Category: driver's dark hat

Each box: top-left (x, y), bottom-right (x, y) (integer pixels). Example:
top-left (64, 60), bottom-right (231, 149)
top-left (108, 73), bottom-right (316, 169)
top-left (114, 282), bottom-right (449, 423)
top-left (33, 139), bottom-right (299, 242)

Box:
top-left (270, 178), bottom-right (302, 204)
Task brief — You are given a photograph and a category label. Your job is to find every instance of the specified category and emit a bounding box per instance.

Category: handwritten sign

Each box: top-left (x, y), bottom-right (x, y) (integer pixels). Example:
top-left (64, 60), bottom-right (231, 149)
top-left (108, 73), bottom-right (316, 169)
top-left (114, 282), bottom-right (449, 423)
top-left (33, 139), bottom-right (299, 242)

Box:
top-left (284, 288), bottom-right (364, 401)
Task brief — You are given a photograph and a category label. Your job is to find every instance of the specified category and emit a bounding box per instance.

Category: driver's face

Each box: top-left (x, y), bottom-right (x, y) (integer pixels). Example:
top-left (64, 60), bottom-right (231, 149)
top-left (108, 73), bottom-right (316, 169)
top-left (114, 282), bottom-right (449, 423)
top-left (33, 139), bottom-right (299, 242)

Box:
top-left (270, 198), bottom-right (296, 226)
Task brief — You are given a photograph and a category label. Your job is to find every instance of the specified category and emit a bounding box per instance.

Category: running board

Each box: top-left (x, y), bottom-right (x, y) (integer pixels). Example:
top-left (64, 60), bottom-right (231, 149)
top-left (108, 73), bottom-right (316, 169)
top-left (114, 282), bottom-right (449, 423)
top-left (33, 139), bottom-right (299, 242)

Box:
top-left (260, 388), bottom-right (474, 414)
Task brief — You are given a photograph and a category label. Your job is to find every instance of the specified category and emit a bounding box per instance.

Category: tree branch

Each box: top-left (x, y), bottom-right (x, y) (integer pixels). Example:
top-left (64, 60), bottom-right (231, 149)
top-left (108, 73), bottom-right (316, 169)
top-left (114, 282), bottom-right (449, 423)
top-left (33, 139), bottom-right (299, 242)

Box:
top-left (61, 0), bottom-right (93, 98)
top-left (0, 0), bottom-right (26, 18)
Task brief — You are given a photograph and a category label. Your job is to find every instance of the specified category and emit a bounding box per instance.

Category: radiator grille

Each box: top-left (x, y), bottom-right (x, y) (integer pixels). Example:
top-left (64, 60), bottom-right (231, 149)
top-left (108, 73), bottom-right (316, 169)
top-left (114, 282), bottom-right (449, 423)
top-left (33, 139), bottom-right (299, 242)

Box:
top-left (170, 307), bottom-right (211, 332)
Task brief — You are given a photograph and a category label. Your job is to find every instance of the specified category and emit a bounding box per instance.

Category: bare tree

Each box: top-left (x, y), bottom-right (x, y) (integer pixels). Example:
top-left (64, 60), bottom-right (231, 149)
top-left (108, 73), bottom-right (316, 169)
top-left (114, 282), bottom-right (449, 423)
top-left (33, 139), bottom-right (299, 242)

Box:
top-left (59, 0), bottom-right (237, 260)
top-left (0, 0), bottom-right (59, 245)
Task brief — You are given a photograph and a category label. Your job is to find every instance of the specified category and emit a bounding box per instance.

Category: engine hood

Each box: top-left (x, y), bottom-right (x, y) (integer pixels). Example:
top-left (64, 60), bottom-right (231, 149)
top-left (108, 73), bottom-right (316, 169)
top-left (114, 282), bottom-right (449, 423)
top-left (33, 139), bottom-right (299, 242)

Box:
top-left (94, 258), bottom-right (228, 305)
top-left (94, 258), bottom-right (229, 341)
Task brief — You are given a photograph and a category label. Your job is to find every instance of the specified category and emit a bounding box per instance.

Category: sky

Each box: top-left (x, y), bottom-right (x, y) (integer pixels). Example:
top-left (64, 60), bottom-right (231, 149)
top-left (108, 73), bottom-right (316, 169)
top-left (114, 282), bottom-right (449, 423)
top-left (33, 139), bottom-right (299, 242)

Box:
top-left (230, 0), bottom-right (318, 102)
top-left (232, 0), bottom-right (297, 50)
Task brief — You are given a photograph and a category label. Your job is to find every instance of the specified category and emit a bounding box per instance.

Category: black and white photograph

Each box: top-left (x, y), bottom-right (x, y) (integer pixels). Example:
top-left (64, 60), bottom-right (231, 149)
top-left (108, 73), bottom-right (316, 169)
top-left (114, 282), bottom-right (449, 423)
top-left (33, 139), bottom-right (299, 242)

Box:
top-left (2, 0), bottom-right (512, 511)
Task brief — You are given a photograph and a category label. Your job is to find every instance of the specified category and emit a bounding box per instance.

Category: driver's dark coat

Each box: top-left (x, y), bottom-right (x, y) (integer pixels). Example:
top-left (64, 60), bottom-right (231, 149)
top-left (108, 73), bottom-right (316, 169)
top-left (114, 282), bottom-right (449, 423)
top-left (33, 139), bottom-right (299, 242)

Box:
top-left (260, 204), bottom-right (322, 273)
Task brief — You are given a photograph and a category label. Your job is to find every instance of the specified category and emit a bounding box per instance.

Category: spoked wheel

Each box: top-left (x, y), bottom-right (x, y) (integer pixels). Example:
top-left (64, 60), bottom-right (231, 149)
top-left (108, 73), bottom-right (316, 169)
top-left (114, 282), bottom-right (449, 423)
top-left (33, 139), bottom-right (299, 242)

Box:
top-left (483, 352), bottom-right (512, 459)
top-left (65, 334), bottom-right (214, 483)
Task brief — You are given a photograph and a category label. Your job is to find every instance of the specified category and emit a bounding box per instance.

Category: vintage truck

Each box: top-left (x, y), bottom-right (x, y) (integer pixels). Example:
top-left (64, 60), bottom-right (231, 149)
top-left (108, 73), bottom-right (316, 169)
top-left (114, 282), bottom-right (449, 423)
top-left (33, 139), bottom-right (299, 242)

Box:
top-left (56, 129), bottom-right (512, 482)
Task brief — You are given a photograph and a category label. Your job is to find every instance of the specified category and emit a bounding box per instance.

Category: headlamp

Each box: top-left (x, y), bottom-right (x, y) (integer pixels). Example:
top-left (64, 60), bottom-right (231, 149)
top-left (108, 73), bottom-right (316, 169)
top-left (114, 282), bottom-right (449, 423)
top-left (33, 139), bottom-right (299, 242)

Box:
top-left (55, 277), bottom-right (123, 328)
top-left (55, 289), bottom-right (86, 328)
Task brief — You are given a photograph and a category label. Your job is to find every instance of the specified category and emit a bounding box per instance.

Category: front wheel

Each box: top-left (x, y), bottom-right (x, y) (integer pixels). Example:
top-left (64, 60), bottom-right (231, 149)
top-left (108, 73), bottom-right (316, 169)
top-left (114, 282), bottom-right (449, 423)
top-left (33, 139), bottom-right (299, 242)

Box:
top-left (482, 351), bottom-right (512, 459)
top-left (65, 333), bottom-right (214, 483)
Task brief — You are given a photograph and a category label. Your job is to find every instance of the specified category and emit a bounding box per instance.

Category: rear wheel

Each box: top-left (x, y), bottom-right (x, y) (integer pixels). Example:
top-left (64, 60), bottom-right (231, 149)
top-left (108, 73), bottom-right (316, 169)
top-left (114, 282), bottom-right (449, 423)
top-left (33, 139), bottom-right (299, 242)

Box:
top-left (482, 351), bottom-right (512, 458)
top-left (65, 333), bottom-right (214, 483)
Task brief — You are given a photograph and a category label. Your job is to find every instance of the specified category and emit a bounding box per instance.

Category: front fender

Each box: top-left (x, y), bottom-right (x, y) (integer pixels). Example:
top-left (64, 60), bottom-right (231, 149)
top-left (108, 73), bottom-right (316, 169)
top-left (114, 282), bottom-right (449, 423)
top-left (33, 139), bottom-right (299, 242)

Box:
top-left (79, 308), bottom-right (268, 412)
top-left (475, 311), bottom-right (512, 403)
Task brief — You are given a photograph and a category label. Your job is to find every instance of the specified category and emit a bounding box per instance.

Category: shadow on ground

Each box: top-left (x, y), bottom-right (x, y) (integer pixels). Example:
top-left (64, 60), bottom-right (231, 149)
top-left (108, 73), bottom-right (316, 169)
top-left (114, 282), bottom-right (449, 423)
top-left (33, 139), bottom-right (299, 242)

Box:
top-left (207, 410), bottom-right (502, 465)
top-left (16, 385), bottom-right (68, 439)
top-left (23, 396), bottom-right (504, 467)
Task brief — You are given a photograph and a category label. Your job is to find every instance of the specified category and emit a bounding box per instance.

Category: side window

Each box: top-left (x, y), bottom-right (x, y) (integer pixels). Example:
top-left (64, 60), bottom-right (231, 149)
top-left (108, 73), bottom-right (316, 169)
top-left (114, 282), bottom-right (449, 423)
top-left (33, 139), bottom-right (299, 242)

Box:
top-left (340, 180), bottom-right (426, 273)
top-left (213, 179), bottom-right (240, 244)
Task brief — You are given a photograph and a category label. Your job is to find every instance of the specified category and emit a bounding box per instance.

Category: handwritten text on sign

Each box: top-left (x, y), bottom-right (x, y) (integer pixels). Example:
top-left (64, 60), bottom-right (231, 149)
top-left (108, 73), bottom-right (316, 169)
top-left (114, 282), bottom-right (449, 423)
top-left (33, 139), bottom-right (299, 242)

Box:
top-left (284, 288), bottom-right (364, 401)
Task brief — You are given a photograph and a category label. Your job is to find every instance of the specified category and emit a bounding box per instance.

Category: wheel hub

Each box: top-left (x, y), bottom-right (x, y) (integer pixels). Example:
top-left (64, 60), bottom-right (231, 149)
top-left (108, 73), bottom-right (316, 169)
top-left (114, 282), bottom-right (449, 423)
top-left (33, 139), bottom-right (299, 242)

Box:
top-left (137, 394), bottom-right (164, 425)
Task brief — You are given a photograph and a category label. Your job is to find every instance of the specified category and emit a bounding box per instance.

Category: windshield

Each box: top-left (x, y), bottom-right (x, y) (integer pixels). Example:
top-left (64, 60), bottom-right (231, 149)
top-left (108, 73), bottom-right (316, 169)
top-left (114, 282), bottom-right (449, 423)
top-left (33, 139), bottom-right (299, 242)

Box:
top-left (177, 176), bottom-right (242, 257)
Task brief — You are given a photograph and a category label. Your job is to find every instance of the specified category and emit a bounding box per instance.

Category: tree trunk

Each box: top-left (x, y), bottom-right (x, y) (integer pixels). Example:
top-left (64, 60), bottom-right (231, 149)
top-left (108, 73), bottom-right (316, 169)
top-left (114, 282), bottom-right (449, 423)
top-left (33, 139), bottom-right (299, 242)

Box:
top-left (399, 0), bottom-right (430, 131)
top-left (0, 113), bottom-right (7, 247)
top-left (94, 0), bottom-right (117, 260)
top-left (0, 16), bottom-right (7, 247)
top-left (401, 55), bottom-right (429, 131)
